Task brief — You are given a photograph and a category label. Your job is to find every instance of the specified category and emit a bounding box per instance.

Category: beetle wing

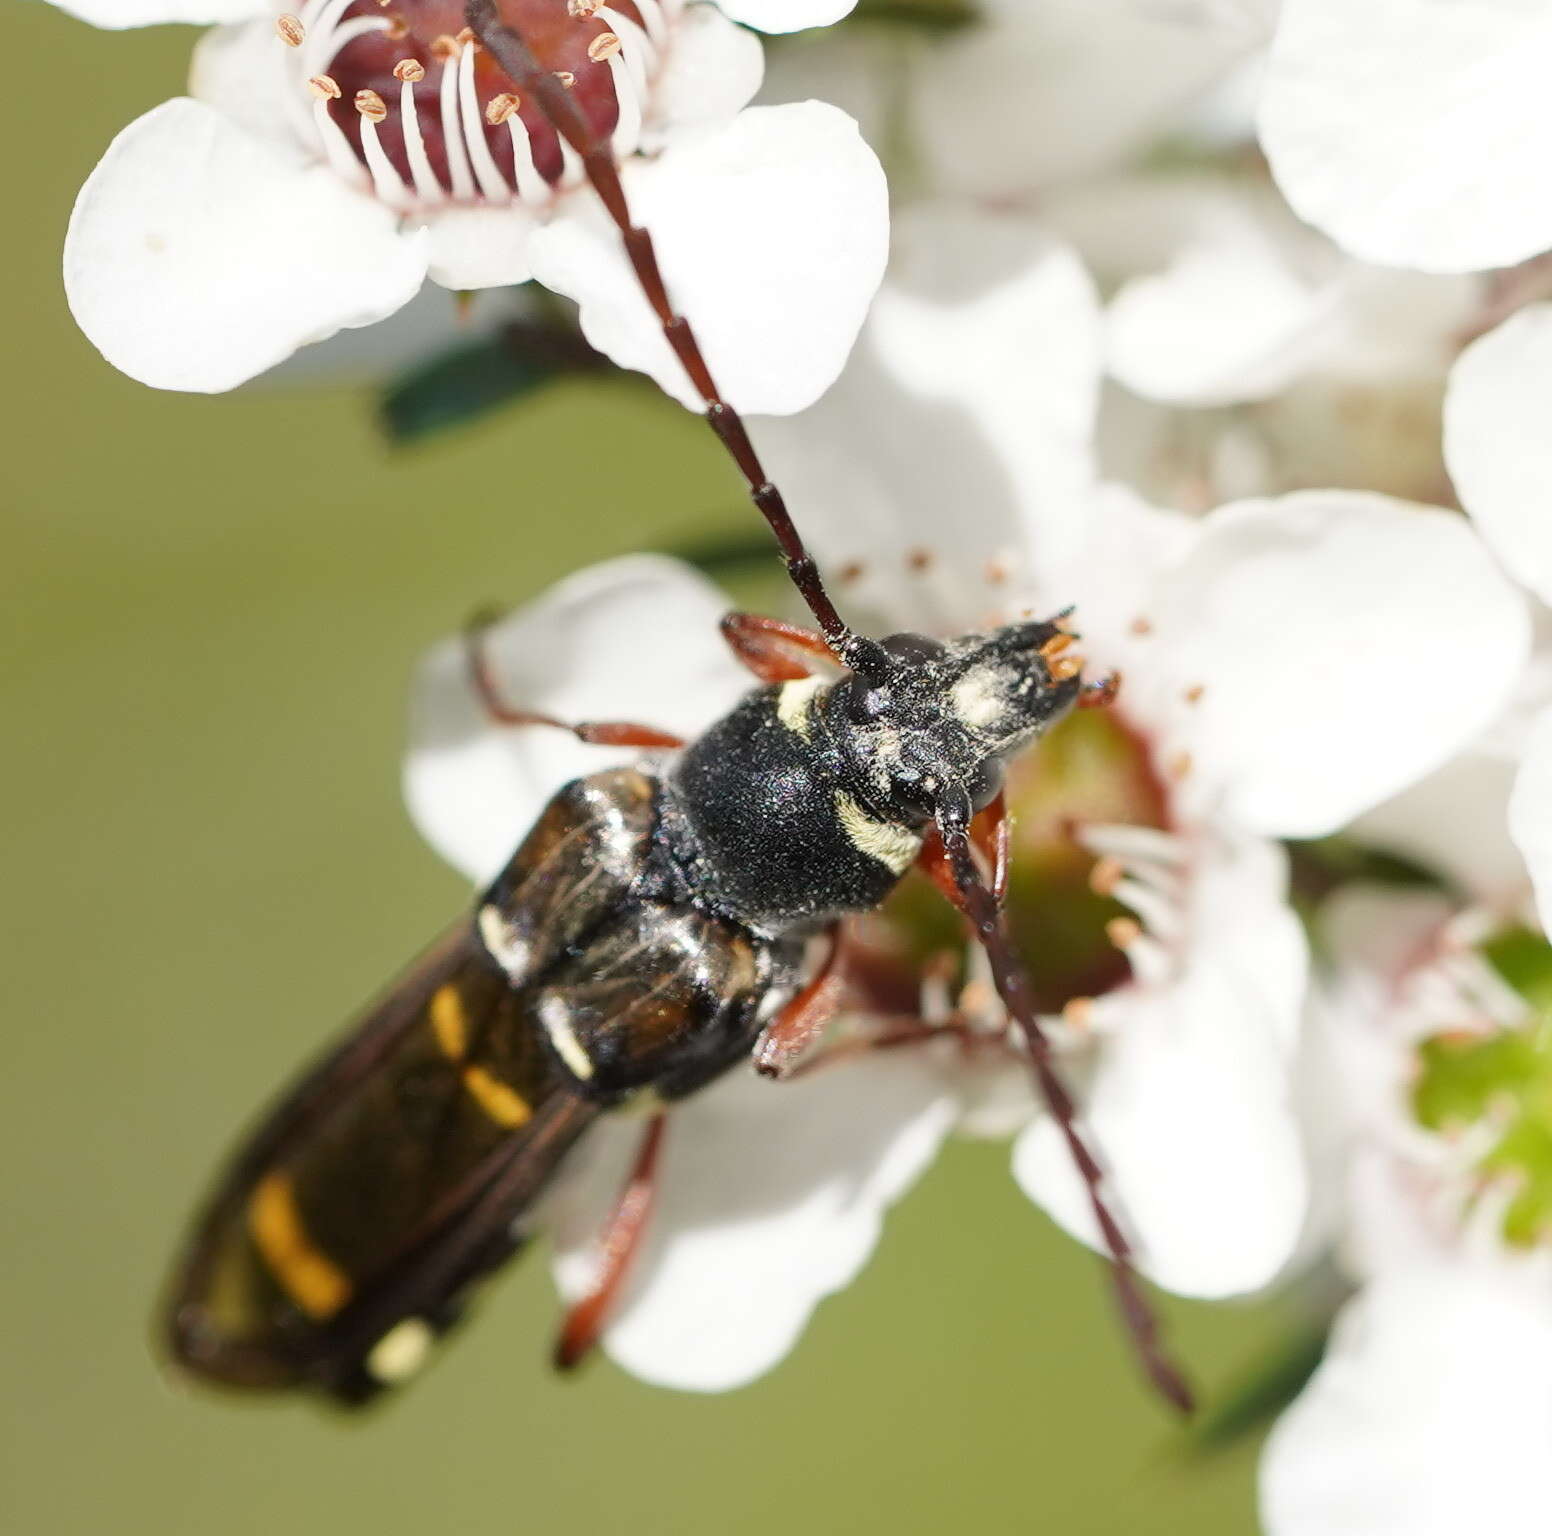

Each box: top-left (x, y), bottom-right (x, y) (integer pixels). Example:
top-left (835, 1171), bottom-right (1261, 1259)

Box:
top-left (163, 926), bottom-right (600, 1401)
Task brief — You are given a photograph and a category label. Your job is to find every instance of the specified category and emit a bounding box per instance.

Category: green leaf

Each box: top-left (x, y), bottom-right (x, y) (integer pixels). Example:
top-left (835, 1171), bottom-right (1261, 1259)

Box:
top-left (850, 0), bottom-right (978, 33)
top-left (380, 322), bottom-right (606, 446)
top-left (1181, 1325), bottom-right (1329, 1459)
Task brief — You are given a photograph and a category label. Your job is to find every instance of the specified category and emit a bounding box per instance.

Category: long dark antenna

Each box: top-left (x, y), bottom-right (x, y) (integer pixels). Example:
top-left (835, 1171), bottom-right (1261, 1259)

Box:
top-left (468, 0), bottom-right (1191, 1412)
top-left (937, 792), bottom-right (1194, 1413)
top-left (464, 0), bottom-right (885, 682)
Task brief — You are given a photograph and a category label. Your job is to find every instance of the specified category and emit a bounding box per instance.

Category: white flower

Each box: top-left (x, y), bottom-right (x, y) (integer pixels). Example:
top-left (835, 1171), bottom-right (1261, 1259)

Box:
top-left (403, 205), bottom-right (1529, 1385)
top-left (53, 0), bottom-right (857, 33)
top-left (1261, 885), bottom-right (1552, 1536)
top-left (1036, 163), bottom-right (1479, 510)
top-left (1257, 0), bottom-right (1552, 274)
top-left (1445, 302), bottom-right (1552, 936)
top-left (55, 0), bottom-right (888, 400)
top-left (764, 0), bottom-right (1266, 203)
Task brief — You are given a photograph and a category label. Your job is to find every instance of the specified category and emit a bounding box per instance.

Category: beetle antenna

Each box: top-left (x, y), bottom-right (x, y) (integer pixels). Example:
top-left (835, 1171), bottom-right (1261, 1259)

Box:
top-left (463, 0), bottom-right (886, 682)
top-left (935, 789), bottom-right (1196, 1415)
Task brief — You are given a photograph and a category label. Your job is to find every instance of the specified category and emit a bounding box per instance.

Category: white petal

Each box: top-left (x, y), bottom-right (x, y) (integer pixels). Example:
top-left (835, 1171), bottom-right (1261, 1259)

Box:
top-left (64, 98), bottom-right (427, 392)
top-left (755, 204), bottom-right (1101, 631)
top-left (1107, 241), bottom-right (1338, 407)
top-left (912, 0), bottom-right (1265, 202)
top-left (529, 102), bottom-right (888, 415)
top-left (711, 0), bottom-right (855, 32)
top-left (1015, 830), bottom-right (1309, 1298)
top-left (549, 1054), bottom-right (956, 1391)
top-left (404, 555), bottom-right (747, 886)
top-left (1446, 303), bottom-right (1552, 608)
top-left (189, 18), bottom-right (310, 162)
top-left (1509, 707), bottom-right (1552, 937)
top-left (1354, 745), bottom-right (1526, 907)
top-left (646, 2), bottom-right (765, 146)
top-left (422, 205), bottom-right (537, 290)
top-left (1262, 1262), bottom-right (1552, 1536)
top-left (259, 284), bottom-right (528, 385)
top-left (42, 0), bottom-right (263, 25)
top-left (1151, 491), bottom-right (1531, 838)
top-left (1259, 0), bottom-right (1552, 272)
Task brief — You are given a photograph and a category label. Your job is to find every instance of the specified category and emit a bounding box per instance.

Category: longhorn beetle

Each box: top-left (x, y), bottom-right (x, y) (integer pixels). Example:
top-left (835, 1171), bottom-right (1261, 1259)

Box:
top-left (161, 0), bottom-right (1193, 1413)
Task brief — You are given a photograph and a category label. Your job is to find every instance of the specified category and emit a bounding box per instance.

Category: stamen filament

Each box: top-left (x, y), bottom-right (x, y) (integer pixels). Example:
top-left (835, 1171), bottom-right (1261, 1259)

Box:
top-left (438, 43), bottom-right (477, 200)
top-left (457, 41), bottom-right (514, 200)
top-left (359, 113), bottom-right (412, 207)
top-left (312, 98), bottom-right (369, 186)
top-left (399, 72), bottom-right (446, 204)
top-left (504, 112), bottom-right (551, 204)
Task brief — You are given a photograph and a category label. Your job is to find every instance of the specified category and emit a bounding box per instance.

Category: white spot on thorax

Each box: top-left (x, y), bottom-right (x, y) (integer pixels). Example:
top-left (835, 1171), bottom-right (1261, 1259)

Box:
top-left (776, 676), bottom-right (827, 740)
top-left (833, 790), bottom-right (922, 875)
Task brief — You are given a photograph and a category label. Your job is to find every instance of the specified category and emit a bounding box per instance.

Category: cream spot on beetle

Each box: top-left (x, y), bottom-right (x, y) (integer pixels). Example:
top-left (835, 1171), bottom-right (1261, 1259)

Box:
top-left (833, 790), bottom-right (922, 875)
top-left (775, 676), bottom-right (826, 741)
top-left (538, 994), bottom-right (595, 1080)
top-left (366, 1319), bottom-right (435, 1384)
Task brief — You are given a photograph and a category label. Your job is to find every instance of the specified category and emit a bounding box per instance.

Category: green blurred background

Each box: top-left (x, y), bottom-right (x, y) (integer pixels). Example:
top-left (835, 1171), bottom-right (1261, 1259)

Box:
top-left (4, 7), bottom-right (1283, 1533)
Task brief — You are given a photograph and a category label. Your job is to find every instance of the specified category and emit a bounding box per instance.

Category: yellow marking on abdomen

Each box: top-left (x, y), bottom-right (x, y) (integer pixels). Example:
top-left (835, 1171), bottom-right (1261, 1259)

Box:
top-left (834, 789), bottom-right (923, 875)
top-left (429, 982), bottom-right (468, 1059)
top-left (461, 1065), bottom-right (532, 1127)
top-left (776, 676), bottom-right (826, 740)
top-left (247, 1172), bottom-right (353, 1321)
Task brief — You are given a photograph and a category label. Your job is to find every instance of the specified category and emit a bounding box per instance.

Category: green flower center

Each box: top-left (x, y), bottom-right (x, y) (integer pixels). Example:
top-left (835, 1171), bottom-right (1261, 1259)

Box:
top-left (882, 707), bottom-right (1172, 1016)
top-left (1412, 924), bottom-right (1552, 1248)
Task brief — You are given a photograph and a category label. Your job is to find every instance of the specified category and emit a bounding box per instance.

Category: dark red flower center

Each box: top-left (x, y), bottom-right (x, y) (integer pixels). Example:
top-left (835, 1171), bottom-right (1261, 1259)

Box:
top-left (281, 0), bottom-right (659, 207)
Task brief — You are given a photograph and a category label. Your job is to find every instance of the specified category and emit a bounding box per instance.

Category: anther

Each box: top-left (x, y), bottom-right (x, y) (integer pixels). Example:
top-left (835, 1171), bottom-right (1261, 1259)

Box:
top-left (385, 14), bottom-right (409, 39)
top-left (1050, 655), bottom-right (1084, 682)
top-left (1089, 857), bottom-right (1124, 898)
top-left (276, 13), bottom-right (305, 46)
top-left (1106, 917), bottom-right (1142, 950)
top-left (839, 561), bottom-right (865, 584)
top-left (985, 558), bottom-right (1010, 587)
top-left (555, 70), bottom-right (577, 87)
top-left (355, 89), bottom-right (388, 122)
top-left (1168, 750), bottom-right (1193, 780)
top-left (1063, 996), bottom-right (1096, 1029)
top-left (456, 26), bottom-right (479, 46)
top-left (907, 547), bottom-right (933, 573)
top-left (1130, 616), bottom-right (1154, 637)
top-left (569, 0), bottom-right (603, 13)
top-left (959, 980), bottom-right (995, 1018)
top-left (588, 32), bottom-right (623, 62)
top-left (486, 92), bottom-right (521, 125)
top-left (394, 58), bottom-right (426, 82)
top-left (308, 74), bottom-right (342, 100)
top-left (1183, 683), bottom-right (1205, 704)
top-left (431, 33), bottom-right (458, 59)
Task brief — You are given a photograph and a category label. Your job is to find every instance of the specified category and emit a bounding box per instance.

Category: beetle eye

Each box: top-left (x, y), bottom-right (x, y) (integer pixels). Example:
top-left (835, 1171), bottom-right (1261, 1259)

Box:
top-left (879, 631), bottom-right (946, 666)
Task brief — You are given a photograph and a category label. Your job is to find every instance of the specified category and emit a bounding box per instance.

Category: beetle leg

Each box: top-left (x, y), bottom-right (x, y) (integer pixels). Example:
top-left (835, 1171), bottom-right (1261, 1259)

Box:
top-left (752, 924), bottom-right (848, 1079)
top-left (916, 793), bottom-right (1010, 906)
top-left (552, 1114), bottom-right (667, 1371)
top-left (464, 609), bottom-right (685, 747)
top-left (720, 611), bottom-right (840, 683)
